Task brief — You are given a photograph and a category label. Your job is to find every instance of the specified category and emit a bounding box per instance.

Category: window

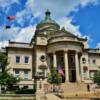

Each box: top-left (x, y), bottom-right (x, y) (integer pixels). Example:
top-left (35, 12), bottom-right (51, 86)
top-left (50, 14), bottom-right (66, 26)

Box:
top-left (24, 56), bottom-right (29, 64)
top-left (24, 70), bottom-right (28, 80)
top-left (16, 56), bottom-right (20, 64)
top-left (82, 58), bottom-right (86, 64)
top-left (15, 70), bottom-right (19, 78)
top-left (70, 55), bottom-right (75, 64)
top-left (23, 86), bottom-right (28, 89)
top-left (92, 59), bottom-right (96, 64)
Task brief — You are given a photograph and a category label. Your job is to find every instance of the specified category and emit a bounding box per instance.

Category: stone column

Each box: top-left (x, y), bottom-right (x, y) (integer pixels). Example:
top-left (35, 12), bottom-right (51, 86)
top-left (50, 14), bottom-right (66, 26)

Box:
top-left (79, 55), bottom-right (83, 81)
top-left (75, 52), bottom-right (80, 81)
top-left (53, 52), bottom-right (57, 68)
top-left (81, 65), bottom-right (84, 81)
top-left (64, 51), bottom-right (69, 82)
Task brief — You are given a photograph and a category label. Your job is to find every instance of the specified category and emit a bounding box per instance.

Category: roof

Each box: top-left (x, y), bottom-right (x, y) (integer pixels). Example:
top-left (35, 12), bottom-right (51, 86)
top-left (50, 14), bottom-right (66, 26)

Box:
top-left (7, 41), bottom-right (33, 49)
top-left (84, 48), bottom-right (100, 54)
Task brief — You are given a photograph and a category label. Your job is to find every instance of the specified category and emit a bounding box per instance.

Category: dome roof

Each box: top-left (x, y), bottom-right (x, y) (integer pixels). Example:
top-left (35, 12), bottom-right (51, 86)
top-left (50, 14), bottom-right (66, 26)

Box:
top-left (36, 9), bottom-right (60, 31)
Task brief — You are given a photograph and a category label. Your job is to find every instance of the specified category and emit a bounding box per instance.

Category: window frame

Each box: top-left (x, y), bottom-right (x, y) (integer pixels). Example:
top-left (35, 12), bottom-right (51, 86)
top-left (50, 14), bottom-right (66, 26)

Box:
top-left (92, 59), bottom-right (96, 64)
top-left (14, 70), bottom-right (19, 78)
top-left (16, 56), bottom-right (20, 64)
top-left (24, 56), bottom-right (29, 64)
top-left (24, 70), bottom-right (29, 80)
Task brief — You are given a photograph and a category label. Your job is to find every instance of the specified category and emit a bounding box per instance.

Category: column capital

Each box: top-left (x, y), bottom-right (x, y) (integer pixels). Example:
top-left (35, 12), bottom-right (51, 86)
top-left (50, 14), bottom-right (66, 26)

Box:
top-left (52, 51), bottom-right (56, 54)
top-left (75, 51), bottom-right (79, 54)
top-left (64, 50), bottom-right (68, 53)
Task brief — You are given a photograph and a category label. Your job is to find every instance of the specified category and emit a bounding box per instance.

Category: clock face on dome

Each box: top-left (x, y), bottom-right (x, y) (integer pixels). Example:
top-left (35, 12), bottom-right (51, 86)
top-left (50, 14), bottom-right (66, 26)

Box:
top-left (40, 55), bottom-right (46, 62)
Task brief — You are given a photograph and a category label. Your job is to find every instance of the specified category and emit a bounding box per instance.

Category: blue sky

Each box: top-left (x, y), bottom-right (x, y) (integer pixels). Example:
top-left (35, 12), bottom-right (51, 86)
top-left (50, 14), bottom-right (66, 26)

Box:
top-left (0, 0), bottom-right (100, 48)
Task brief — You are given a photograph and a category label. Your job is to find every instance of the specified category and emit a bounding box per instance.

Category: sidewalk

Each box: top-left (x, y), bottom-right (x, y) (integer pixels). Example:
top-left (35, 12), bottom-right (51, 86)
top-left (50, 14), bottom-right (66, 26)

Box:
top-left (46, 93), bottom-right (62, 100)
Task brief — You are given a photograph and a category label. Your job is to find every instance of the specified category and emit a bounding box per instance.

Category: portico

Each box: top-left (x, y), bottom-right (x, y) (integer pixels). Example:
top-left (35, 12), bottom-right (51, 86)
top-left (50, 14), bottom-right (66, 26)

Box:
top-left (48, 50), bottom-right (81, 83)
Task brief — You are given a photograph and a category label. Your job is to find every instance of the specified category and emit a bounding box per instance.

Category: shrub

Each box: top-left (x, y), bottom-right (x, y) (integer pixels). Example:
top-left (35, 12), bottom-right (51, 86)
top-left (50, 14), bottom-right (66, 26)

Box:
top-left (93, 71), bottom-right (100, 86)
top-left (15, 88), bottom-right (36, 94)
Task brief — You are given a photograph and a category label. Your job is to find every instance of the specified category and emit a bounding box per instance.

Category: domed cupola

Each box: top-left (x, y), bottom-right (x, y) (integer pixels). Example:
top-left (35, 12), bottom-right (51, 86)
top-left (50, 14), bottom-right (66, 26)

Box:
top-left (36, 9), bottom-right (60, 32)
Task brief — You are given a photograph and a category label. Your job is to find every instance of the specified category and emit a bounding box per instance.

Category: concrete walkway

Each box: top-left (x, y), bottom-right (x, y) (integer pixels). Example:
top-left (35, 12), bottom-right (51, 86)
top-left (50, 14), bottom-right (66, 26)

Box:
top-left (46, 93), bottom-right (62, 100)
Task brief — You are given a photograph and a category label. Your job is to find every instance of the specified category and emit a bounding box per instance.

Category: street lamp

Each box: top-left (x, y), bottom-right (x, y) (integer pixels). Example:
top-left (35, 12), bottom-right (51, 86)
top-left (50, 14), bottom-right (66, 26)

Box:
top-left (39, 78), bottom-right (42, 89)
top-left (32, 78), bottom-right (34, 89)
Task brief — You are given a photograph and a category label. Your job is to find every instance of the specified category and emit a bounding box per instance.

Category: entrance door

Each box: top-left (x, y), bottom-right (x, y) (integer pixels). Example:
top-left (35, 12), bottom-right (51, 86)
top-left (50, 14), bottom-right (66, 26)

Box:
top-left (71, 70), bottom-right (76, 82)
top-left (69, 70), bottom-right (76, 82)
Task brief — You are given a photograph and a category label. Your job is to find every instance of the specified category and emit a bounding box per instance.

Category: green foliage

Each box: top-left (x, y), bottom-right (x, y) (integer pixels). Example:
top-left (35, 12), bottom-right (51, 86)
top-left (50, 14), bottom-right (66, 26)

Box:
top-left (0, 52), bottom-right (20, 91)
top-left (0, 71), bottom-right (20, 90)
top-left (0, 53), bottom-right (8, 72)
top-left (93, 71), bottom-right (100, 85)
top-left (47, 67), bottom-right (62, 84)
top-left (15, 88), bottom-right (36, 94)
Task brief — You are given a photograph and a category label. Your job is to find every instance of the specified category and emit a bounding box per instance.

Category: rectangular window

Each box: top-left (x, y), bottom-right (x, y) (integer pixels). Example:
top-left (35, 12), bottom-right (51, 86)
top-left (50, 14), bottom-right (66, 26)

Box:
top-left (24, 70), bottom-right (28, 80)
top-left (16, 56), bottom-right (20, 64)
top-left (92, 59), bottom-right (96, 64)
top-left (24, 56), bottom-right (29, 64)
top-left (70, 55), bottom-right (75, 64)
top-left (15, 70), bottom-right (19, 78)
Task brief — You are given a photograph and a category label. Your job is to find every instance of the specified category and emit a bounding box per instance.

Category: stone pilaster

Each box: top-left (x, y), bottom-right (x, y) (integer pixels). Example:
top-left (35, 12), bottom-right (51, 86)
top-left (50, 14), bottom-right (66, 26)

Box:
top-left (75, 52), bottom-right (80, 81)
top-left (64, 51), bottom-right (69, 82)
top-left (81, 65), bottom-right (84, 81)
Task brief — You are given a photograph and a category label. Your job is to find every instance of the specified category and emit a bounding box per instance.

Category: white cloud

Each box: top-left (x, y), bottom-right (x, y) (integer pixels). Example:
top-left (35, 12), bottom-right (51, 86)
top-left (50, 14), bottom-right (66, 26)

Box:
top-left (79, 0), bottom-right (99, 7)
top-left (0, 0), bottom-right (20, 8)
top-left (0, 40), bottom-right (9, 49)
top-left (58, 16), bottom-right (93, 48)
top-left (58, 17), bottom-right (81, 37)
top-left (14, 25), bottom-right (36, 42)
top-left (96, 43), bottom-right (100, 48)
top-left (25, 0), bottom-right (34, 11)
top-left (0, 25), bottom-right (36, 48)
top-left (0, 26), bottom-right (20, 40)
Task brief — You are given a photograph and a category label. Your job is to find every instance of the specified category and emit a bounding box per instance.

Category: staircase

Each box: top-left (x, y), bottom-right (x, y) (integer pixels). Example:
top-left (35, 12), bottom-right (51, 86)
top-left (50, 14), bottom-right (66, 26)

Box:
top-left (61, 82), bottom-right (87, 93)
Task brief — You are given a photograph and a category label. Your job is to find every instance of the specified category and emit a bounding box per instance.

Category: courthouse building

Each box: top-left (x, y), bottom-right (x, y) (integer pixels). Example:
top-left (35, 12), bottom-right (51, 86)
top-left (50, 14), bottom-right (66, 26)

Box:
top-left (4, 10), bottom-right (100, 88)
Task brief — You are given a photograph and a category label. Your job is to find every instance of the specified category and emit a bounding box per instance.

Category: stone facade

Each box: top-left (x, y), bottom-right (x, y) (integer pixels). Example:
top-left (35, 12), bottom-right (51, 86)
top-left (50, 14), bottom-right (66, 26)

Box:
top-left (3, 10), bottom-right (100, 88)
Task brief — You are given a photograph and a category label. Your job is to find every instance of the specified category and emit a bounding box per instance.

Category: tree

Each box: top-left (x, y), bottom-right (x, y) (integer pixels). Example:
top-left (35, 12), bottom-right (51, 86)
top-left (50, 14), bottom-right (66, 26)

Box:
top-left (47, 67), bottom-right (62, 84)
top-left (0, 52), bottom-right (8, 72)
top-left (93, 71), bottom-right (100, 86)
top-left (0, 71), bottom-right (20, 91)
top-left (0, 53), bottom-right (20, 91)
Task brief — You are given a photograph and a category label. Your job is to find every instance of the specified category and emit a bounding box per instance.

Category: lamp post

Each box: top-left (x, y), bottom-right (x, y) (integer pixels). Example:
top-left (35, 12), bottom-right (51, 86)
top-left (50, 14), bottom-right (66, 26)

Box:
top-left (32, 78), bottom-right (34, 89)
top-left (39, 78), bottom-right (42, 89)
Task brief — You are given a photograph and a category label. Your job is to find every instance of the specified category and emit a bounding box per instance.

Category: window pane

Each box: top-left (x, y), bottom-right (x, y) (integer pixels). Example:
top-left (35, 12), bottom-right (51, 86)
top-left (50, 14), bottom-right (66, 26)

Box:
top-left (24, 70), bottom-right (28, 80)
top-left (16, 56), bottom-right (20, 63)
top-left (93, 59), bottom-right (96, 64)
top-left (24, 56), bottom-right (29, 64)
top-left (15, 70), bottom-right (19, 78)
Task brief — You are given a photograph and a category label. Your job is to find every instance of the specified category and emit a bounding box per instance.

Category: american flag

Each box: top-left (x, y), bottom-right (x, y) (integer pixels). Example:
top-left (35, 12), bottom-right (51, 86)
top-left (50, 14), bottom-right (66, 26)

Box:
top-left (58, 64), bottom-right (64, 76)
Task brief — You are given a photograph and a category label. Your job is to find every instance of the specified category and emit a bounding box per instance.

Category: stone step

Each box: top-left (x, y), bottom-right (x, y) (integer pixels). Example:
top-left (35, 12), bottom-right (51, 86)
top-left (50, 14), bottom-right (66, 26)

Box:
top-left (61, 82), bottom-right (87, 93)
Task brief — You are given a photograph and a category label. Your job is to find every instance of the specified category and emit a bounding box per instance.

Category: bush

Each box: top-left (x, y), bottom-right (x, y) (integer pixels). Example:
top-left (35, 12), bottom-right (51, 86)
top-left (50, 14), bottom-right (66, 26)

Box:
top-left (47, 67), bottom-right (62, 84)
top-left (93, 71), bottom-right (100, 86)
top-left (15, 88), bottom-right (36, 94)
